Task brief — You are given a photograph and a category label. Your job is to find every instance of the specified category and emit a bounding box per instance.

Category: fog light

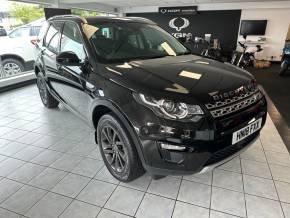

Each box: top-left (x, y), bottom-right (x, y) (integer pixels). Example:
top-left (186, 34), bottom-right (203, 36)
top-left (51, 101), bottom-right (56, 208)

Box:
top-left (160, 143), bottom-right (186, 151)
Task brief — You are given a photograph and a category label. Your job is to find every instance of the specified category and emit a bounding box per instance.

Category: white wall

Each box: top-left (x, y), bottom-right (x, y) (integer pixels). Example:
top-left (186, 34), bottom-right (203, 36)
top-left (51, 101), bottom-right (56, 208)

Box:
top-left (239, 9), bottom-right (290, 61)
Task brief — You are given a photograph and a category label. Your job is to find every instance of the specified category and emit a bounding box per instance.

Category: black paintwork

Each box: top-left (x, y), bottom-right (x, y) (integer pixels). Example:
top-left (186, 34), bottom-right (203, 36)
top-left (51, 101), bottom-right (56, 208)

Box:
top-left (34, 15), bottom-right (267, 175)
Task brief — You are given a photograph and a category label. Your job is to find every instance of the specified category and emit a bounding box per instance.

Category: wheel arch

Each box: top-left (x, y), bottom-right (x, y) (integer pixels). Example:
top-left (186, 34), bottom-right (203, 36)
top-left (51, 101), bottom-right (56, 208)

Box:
top-left (0, 54), bottom-right (25, 65)
top-left (91, 100), bottom-right (147, 167)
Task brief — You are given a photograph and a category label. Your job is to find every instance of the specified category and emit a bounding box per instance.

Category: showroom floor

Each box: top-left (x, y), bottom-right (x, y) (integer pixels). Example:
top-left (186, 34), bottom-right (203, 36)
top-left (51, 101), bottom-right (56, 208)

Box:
top-left (0, 85), bottom-right (290, 218)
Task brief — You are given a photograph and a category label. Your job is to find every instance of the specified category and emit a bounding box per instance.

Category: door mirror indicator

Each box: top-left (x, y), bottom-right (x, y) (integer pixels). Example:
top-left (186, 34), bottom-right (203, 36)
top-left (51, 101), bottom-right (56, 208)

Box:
top-left (56, 51), bottom-right (82, 66)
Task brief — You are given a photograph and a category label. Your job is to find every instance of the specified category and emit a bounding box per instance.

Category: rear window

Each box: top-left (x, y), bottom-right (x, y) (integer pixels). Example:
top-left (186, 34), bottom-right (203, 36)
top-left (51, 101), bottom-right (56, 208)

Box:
top-left (9, 27), bottom-right (30, 38)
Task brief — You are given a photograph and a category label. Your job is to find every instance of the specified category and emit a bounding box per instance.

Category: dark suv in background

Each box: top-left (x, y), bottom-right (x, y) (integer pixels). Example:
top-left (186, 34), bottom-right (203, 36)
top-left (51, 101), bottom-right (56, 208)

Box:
top-left (0, 25), bottom-right (7, 37)
top-left (34, 15), bottom-right (267, 182)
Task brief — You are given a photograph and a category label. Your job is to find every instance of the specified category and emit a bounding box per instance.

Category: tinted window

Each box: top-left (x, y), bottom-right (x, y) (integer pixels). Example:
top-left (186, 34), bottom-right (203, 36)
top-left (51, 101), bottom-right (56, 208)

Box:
top-left (44, 22), bottom-right (62, 53)
top-left (60, 22), bottom-right (86, 60)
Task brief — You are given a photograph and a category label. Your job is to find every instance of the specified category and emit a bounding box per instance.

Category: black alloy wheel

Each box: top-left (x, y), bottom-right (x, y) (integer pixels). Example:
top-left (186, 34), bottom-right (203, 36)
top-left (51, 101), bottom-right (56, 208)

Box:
top-left (97, 113), bottom-right (144, 182)
top-left (37, 75), bottom-right (48, 105)
top-left (36, 74), bottom-right (59, 108)
top-left (101, 125), bottom-right (128, 173)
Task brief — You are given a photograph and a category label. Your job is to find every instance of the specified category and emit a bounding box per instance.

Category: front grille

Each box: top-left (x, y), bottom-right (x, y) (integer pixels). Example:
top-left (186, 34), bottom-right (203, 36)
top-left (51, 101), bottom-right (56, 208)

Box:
top-left (205, 90), bottom-right (263, 118)
top-left (205, 88), bottom-right (258, 109)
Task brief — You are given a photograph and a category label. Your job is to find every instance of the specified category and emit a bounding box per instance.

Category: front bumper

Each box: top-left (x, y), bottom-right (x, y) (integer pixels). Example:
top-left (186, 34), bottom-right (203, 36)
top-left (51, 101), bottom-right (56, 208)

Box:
top-left (136, 98), bottom-right (267, 176)
top-left (198, 134), bottom-right (258, 174)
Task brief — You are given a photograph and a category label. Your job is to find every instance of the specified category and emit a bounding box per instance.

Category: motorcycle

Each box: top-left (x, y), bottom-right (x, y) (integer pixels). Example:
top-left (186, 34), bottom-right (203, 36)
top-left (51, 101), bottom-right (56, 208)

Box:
top-left (279, 41), bottom-right (290, 76)
top-left (200, 38), bottom-right (232, 62)
top-left (231, 41), bottom-right (263, 68)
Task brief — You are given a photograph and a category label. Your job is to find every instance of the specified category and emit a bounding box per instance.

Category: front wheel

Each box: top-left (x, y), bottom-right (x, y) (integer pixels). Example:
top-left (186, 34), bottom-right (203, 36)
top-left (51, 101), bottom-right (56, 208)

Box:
top-left (279, 61), bottom-right (289, 76)
top-left (36, 74), bottom-right (59, 108)
top-left (97, 113), bottom-right (144, 182)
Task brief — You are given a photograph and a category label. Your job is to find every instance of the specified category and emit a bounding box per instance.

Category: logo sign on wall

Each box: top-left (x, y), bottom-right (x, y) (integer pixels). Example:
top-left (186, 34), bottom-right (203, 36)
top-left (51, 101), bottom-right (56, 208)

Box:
top-left (169, 17), bottom-right (190, 32)
top-left (168, 17), bottom-right (192, 38)
top-left (159, 6), bottom-right (198, 16)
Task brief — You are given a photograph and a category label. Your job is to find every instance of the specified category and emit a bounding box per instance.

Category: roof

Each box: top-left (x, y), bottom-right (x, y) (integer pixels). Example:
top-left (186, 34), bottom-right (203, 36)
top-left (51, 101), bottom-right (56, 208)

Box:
top-left (49, 15), bottom-right (156, 25)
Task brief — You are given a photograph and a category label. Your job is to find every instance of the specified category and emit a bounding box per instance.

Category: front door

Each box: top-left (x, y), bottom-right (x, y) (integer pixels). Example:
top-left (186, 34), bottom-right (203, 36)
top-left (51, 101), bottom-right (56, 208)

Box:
top-left (55, 21), bottom-right (91, 119)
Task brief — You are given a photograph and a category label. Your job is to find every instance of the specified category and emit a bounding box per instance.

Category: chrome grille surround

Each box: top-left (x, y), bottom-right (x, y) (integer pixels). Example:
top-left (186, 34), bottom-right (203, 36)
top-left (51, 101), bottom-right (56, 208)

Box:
top-left (206, 90), bottom-right (263, 118)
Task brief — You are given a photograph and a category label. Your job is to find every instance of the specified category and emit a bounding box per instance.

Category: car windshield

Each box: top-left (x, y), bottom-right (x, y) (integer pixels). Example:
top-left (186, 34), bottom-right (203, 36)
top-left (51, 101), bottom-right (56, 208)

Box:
top-left (87, 21), bottom-right (190, 63)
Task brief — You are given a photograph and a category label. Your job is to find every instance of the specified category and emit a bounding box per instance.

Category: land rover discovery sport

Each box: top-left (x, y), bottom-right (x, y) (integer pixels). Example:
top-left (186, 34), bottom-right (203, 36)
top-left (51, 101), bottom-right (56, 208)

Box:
top-left (34, 15), bottom-right (267, 182)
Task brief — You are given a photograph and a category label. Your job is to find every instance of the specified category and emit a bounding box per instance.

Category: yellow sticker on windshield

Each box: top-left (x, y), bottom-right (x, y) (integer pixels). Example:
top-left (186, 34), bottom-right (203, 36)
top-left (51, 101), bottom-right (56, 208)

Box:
top-left (82, 24), bottom-right (99, 39)
top-left (161, 42), bottom-right (176, 56)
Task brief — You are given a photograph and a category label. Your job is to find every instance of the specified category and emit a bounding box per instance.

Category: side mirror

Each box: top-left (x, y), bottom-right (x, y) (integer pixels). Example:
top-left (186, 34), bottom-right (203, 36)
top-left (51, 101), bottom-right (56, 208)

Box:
top-left (56, 51), bottom-right (82, 66)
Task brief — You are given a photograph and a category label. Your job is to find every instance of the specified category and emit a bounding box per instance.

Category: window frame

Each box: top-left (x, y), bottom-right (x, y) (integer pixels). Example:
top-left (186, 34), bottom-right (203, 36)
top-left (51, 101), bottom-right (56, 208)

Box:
top-left (43, 21), bottom-right (63, 54)
top-left (60, 20), bottom-right (88, 61)
top-left (37, 21), bottom-right (50, 46)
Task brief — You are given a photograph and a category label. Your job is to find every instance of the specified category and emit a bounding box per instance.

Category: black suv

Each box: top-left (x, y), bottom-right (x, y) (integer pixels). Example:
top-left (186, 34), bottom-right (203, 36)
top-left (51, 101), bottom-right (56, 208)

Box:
top-left (34, 15), bottom-right (267, 182)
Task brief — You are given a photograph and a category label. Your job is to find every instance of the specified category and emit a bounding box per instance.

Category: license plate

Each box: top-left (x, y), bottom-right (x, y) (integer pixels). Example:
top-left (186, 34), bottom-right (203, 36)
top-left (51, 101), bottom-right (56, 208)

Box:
top-left (232, 118), bottom-right (262, 144)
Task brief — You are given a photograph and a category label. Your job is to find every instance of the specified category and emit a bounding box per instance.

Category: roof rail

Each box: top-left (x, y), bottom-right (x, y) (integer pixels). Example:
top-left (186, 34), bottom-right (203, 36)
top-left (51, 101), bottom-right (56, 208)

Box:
top-left (48, 14), bottom-right (87, 23)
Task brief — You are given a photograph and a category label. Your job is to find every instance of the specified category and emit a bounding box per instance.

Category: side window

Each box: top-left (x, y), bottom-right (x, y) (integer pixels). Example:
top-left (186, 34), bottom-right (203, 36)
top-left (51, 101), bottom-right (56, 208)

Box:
top-left (9, 28), bottom-right (29, 38)
top-left (44, 22), bottom-right (62, 53)
top-left (60, 22), bottom-right (86, 61)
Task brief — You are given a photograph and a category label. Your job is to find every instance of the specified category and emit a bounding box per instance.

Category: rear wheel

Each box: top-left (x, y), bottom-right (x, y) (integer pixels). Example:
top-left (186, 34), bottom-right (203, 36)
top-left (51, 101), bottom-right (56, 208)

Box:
top-left (36, 74), bottom-right (59, 108)
top-left (1, 58), bottom-right (24, 78)
top-left (279, 61), bottom-right (289, 76)
top-left (97, 113), bottom-right (144, 182)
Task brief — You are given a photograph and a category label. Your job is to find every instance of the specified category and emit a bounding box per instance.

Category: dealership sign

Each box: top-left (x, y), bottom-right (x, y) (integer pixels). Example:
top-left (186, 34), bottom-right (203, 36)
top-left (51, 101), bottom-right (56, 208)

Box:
top-left (169, 18), bottom-right (189, 32)
top-left (168, 17), bottom-right (192, 38)
top-left (159, 6), bottom-right (198, 15)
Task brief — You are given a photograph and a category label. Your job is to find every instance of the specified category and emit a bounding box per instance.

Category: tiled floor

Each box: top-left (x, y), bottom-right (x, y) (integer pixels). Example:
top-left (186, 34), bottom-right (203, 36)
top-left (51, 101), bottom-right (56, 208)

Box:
top-left (0, 84), bottom-right (290, 218)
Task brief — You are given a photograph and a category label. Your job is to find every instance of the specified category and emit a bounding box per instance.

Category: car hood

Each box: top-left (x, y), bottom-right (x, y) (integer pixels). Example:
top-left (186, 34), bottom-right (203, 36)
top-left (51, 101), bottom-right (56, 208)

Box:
top-left (102, 55), bottom-right (254, 104)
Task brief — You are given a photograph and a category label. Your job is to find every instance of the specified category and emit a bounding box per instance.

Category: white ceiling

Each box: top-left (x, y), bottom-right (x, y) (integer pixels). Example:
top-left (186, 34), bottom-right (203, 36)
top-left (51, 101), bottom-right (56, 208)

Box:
top-left (60, 0), bottom-right (290, 7)
top-left (13, 0), bottom-right (290, 14)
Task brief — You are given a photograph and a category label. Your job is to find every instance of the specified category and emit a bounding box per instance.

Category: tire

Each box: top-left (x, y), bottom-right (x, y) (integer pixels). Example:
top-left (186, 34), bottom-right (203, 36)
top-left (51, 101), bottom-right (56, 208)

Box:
top-left (279, 61), bottom-right (289, 76)
top-left (97, 113), bottom-right (144, 182)
top-left (36, 74), bottom-right (59, 108)
top-left (1, 58), bottom-right (25, 78)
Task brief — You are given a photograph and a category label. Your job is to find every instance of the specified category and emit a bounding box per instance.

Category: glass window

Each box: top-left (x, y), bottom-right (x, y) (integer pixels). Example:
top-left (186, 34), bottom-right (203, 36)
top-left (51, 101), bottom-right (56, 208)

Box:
top-left (9, 27), bottom-right (30, 38)
top-left (30, 26), bottom-right (41, 36)
top-left (88, 22), bottom-right (190, 63)
top-left (44, 22), bottom-right (62, 53)
top-left (60, 22), bottom-right (86, 60)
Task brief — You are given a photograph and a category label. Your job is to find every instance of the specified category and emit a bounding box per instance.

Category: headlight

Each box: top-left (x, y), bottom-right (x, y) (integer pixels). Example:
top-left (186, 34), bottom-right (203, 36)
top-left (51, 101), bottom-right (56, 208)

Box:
top-left (133, 93), bottom-right (204, 121)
